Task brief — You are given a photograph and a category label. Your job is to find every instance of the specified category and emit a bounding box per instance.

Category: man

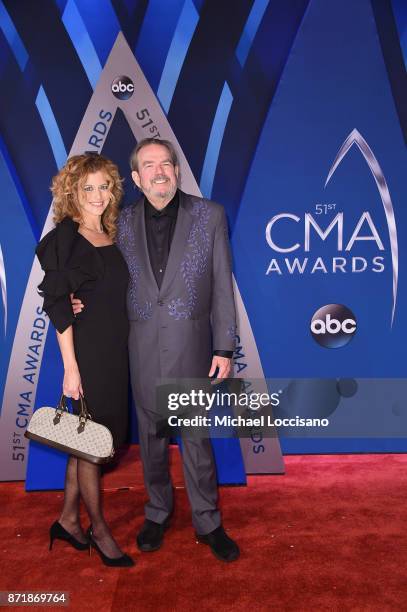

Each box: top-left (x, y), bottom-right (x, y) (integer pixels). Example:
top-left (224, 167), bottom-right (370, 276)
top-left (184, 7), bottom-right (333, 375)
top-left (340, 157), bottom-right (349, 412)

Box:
top-left (75, 138), bottom-right (239, 562)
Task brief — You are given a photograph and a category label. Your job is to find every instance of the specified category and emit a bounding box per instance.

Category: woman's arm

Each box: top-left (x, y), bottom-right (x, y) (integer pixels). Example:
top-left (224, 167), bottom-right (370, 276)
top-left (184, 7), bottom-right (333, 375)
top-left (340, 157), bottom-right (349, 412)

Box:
top-left (56, 326), bottom-right (83, 400)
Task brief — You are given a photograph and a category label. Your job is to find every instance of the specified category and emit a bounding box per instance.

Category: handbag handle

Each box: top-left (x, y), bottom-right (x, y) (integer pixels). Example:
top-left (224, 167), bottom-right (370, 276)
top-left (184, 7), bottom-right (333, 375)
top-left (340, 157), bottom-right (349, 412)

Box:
top-left (53, 394), bottom-right (92, 431)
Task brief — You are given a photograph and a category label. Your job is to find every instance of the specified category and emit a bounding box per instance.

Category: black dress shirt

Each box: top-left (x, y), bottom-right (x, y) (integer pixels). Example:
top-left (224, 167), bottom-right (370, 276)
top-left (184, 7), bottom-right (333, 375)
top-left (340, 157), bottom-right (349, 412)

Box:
top-left (144, 192), bottom-right (179, 289)
top-left (144, 191), bottom-right (232, 360)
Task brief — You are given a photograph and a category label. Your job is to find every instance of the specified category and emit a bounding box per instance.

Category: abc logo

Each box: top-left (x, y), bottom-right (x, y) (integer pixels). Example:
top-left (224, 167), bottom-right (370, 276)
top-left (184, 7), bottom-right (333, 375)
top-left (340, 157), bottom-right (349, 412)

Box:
top-left (310, 304), bottom-right (357, 348)
top-left (111, 76), bottom-right (134, 100)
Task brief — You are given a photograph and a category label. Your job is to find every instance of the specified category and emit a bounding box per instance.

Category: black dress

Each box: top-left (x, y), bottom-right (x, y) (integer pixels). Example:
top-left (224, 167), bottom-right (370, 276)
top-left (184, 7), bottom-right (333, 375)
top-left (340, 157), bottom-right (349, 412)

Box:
top-left (36, 217), bottom-right (129, 448)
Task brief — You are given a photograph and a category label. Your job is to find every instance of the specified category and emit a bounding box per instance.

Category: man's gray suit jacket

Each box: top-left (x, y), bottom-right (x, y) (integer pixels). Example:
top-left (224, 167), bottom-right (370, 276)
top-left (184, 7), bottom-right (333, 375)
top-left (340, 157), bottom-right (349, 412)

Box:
top-left (116, 190), bottom-right (237, 418)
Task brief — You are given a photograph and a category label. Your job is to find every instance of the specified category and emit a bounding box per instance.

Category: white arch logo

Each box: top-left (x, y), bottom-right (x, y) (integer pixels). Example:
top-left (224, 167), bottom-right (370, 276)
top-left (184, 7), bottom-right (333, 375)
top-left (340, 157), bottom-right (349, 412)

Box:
top-left (0, 244), bottom-right (6, 336)
top-left (325, 128), bottom-right (398, 326)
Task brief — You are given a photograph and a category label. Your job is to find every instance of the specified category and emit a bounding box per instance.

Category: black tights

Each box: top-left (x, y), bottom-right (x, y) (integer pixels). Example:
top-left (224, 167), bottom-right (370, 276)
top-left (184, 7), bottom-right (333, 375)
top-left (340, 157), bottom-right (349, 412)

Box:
top-left (59, 456), bottom-right (122, 558)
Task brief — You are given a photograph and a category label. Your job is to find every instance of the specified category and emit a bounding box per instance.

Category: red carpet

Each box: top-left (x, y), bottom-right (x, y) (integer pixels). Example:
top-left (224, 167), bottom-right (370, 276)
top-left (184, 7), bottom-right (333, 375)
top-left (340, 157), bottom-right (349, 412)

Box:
top-left (1, 448), bottom-right (407, 611)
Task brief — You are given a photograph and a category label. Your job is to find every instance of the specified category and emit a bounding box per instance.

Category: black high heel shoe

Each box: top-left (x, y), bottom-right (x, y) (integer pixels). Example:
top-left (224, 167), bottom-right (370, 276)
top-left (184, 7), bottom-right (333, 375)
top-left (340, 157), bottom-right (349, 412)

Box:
top-left (87, 527), bottom-right (135, 567)
top-left (49, 521), bottom-right (89, 551)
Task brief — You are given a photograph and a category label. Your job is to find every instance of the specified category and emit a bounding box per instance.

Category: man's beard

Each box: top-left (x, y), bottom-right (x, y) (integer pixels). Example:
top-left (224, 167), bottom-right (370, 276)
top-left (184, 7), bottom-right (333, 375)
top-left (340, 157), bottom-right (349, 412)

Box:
top-left (142, 176), bottom-right (177, 202)
top-left (153, 185), bottom-right (177, 200)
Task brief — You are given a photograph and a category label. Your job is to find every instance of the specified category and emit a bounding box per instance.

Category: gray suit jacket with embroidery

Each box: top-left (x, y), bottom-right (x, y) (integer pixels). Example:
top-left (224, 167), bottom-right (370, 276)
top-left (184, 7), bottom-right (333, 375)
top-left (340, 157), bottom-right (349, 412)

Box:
top-left (116, 190), bottom-right (236, 414)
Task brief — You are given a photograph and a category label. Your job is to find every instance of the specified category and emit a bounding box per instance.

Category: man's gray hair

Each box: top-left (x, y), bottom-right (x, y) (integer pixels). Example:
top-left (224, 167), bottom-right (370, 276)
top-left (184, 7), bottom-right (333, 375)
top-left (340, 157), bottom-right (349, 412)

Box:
top-left (130, 138), bottom-right (179, 171)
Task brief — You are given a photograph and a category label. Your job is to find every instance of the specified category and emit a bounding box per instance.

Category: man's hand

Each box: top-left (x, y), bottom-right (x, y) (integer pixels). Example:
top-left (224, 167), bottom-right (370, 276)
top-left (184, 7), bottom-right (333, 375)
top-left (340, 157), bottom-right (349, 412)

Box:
top-left (70, 293), bottom-right (84, 316)
top-left (208, 356), bottom-right (232, 380)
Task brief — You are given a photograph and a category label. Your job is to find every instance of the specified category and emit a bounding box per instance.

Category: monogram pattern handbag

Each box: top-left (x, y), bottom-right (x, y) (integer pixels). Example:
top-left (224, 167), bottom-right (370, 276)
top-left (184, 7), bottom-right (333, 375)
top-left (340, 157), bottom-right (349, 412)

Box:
top-left (25, 394), bottom-right (115, 464)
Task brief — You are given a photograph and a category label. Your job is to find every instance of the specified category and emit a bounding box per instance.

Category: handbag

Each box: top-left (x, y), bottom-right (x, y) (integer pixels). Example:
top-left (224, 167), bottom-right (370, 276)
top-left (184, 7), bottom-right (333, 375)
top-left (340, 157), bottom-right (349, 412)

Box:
top-left (25, 394), bottom-right (115, 464)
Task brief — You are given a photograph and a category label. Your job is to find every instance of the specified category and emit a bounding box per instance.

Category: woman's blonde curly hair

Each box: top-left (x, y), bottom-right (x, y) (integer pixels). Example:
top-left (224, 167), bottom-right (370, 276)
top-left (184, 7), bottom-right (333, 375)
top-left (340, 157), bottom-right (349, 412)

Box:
top-left (51, 153), bottom-right (123, 240)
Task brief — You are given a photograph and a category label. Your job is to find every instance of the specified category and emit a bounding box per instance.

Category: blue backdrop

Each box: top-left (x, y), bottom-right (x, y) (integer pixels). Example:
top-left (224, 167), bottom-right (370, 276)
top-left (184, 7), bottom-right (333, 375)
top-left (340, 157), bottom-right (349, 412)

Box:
top-left (0, 0), bottom-right (406, 488)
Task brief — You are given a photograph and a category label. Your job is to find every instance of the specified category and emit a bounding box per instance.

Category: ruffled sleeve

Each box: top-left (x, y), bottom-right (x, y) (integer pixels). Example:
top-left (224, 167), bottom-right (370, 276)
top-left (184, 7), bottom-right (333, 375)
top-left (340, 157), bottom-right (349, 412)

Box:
top-left (35, 217), bottom-right (104, 333)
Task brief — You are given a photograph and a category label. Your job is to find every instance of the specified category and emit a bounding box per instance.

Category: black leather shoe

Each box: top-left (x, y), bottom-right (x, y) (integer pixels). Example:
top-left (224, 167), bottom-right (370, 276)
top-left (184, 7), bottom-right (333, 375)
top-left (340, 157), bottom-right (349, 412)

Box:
top-left (196, 525), bottom-right (240, 562)
top-left (136, 519), bottom-right (169, 552)
top-left (88, 528), bottom-right (135, 567)
top-left (49, 521), bottom-right (89, 551)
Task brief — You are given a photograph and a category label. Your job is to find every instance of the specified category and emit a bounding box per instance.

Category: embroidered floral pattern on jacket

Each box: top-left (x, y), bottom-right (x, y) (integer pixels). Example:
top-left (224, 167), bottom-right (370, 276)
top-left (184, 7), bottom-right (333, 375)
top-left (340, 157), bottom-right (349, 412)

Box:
top-left (116, 208), bottom-right (152, 320)
top-left (168, 199), bottom-right (210, 320)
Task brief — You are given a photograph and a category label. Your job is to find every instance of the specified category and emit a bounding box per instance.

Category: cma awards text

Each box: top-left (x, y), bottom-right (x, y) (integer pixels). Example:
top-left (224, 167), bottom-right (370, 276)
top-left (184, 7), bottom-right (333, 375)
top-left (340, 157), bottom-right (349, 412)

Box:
top-left (265, 210), bottom-right (386, 275)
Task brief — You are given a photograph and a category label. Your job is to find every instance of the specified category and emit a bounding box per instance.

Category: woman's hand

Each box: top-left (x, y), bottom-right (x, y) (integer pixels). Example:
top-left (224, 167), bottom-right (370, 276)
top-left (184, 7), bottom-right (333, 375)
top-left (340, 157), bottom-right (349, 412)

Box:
top-left (56, 326), bottom-right (83, 399)
top-left (70, 293), bottom-right (84, 316)
top-left (63, 364), bottom-right (83, 400)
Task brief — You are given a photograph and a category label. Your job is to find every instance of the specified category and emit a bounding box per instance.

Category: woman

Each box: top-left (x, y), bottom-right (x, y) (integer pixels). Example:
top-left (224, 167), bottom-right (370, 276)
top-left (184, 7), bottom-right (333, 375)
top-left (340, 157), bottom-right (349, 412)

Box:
top-left (36, 153), bottom-right (133, 567)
